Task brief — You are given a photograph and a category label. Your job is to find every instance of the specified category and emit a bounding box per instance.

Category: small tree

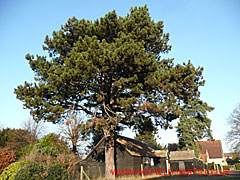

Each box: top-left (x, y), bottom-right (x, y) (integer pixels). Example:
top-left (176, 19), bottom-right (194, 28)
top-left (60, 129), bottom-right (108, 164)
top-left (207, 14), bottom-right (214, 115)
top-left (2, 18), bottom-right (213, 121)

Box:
top-left (59, 111), bottom-right (85, 154)
top-left (226, 104), bottom-right (240, 153)
top-left (23, 118), bottom-right (45, 145)
top-left (177, 100), bottom-right (214, 150)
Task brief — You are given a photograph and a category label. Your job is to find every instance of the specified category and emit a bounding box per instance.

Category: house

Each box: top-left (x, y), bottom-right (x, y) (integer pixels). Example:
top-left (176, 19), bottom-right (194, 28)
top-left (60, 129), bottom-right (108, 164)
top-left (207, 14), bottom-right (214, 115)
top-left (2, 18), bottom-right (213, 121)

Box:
top-left (168, 149), bottom-right (203, 171)
top-left (196, 140), bottom-right (227, 166)
top-left (75, 135), bottom-right (168, 179)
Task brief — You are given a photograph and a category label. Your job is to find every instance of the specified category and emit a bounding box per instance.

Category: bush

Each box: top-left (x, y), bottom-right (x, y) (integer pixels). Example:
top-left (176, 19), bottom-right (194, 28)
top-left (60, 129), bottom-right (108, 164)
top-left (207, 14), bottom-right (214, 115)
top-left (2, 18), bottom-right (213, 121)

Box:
top-left (43, 164), bottom-right (74, 180)
top-left (235, 163), bottom-right (240, 170)
top-left (14, 162), bottom-right (43, 180)
top-left (223, 165), bottom-right (230, 170)
top-left (16, 144), bottom-right (33, 159)
top-left (31, 133), bottom-right (68, 157)
top-left (55, 153), bottom-right (81, 174)
top-left (14, 162), bottom-right (73, 180)
top-left (0, 160), bottom-right (28, 180)
top-left (32, 143), bottom-right (60, 157)
top-left (0, 148), bottom-right (17, 174)
top-left (207, 162), bottom-right (214, 170)
top-left (0, 129), bottom-right (31, 153)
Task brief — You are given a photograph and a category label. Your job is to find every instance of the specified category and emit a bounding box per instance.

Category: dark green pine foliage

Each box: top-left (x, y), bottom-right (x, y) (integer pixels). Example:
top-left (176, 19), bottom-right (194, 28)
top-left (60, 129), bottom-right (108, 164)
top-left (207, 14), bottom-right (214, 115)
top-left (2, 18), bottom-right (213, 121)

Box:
top-left (135, 132), bottom-right (166, 150)
top-left (134, 118), bottom-right (166, 149)
top-left (15, 6), bottom-right (213, 152)
top-left (177, 99), bottom-right (214, 151)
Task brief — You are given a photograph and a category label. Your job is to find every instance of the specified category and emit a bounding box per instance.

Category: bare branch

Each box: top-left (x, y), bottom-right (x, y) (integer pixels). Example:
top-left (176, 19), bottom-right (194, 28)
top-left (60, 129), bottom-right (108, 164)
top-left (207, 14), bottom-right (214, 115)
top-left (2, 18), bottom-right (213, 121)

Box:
top-left (22, 117), bottom-right (45, 144)
top-left (226, 104), bottom-right (240, 153)
top-left (59, 111), bottom-right (86, 154)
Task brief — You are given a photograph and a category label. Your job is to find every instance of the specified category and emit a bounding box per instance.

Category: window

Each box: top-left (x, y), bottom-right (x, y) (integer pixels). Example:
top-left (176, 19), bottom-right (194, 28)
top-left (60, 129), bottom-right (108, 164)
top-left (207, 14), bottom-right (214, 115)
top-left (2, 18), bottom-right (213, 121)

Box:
top-left (150, 158), bottom-right (154, 166)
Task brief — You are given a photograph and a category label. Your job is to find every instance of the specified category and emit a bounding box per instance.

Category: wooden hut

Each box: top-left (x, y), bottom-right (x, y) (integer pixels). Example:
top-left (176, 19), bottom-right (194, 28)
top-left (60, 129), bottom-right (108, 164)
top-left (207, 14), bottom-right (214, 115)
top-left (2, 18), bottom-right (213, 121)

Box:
top-left (169, 150), bottom-right (203, 171)
top-left (75, 135), bottom-right (167, 179)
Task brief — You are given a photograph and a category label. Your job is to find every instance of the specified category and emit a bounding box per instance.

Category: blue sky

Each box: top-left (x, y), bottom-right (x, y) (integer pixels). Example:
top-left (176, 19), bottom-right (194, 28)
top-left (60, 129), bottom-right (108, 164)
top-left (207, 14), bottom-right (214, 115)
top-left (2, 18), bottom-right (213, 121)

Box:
top-left (0, 0), bottom-right (239, 152)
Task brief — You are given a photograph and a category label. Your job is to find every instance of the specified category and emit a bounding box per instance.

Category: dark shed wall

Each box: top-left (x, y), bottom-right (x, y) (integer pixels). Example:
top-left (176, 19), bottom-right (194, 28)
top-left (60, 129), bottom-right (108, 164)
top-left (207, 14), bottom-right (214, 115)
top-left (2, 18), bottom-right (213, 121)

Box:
top-left (144, 157), bottom-right (167, 173)
top-left (170, 159), bottom-right (203, 171)
top-left (169, 161), bottom-right (179, 171)
top-left (115, 144), bottom-right (134, 170)
top-left (77, 160), bottom-right (105, 179)
top-left (193, 159), bottom-right (204, 169)
top-left (76, 140), bottom-right (106, 179)
top-left (133, 156), bottom-right (143, 170)
top-left (76, 141), bottom-right (138, 178)
top-left (156, 158), bottom-right (167, 170)
top-left (76, 139), bottom-right (167, 179)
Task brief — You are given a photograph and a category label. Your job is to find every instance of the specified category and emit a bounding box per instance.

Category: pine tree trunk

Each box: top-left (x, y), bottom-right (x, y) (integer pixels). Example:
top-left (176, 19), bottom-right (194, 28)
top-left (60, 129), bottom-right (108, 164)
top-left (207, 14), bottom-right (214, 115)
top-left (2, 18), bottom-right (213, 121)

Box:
top-left (72, 144), bottom-right (77, 154)
top-left (104, 129), bottom-right (115, 178)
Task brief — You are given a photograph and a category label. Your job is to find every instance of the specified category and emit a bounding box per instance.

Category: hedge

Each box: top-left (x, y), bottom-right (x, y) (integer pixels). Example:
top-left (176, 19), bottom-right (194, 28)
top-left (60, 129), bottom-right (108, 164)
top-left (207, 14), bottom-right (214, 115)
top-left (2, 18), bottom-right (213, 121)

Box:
top-left (0, 160), bottom-right (28, 180)
top-left (235, 163), bottom-right (240, 170)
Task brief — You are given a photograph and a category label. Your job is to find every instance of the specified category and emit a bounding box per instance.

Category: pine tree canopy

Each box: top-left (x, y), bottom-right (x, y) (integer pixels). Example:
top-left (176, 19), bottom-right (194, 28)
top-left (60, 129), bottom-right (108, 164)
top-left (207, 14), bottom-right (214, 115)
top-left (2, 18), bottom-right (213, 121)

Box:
top-left (14, 5), bottom-right (213, 147)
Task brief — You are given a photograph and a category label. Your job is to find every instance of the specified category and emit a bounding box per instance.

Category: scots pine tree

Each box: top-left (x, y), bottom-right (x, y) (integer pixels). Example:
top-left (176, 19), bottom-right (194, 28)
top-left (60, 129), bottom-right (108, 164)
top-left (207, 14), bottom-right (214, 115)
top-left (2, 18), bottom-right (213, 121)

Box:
top-left (177, 99), bottom-right (214, 150)
top-left (15, 5), bottom-right (213, 177)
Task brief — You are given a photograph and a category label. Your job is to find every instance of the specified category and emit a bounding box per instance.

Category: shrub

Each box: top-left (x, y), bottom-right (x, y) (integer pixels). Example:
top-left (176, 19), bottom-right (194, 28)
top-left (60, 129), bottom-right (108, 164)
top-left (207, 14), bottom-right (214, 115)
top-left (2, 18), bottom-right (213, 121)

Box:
top-left (235, 163), bottom-right (240, 170)
top-left (16, 144), bottom-right (33, 159)
top-left (55, 152), bottom-right (81, 174)
top-left (14, 162), bottom-right (43, 180)
top-left (32, 143), bottom-right (60, 157)
top-left (223, 165), bottom-right (230, 170)
top-left (44, 164), bottom-right (74, 180)
top-left (0, 160), bottom-right (28, 180)
top-left (207, 162), bottom-right (214, 170)
top-left (14, 162), bottom-right (73, 180)
top-left (0, 148), bottom-right (17, 174)
top-left (0, 129), bottom-right (31, 152)
top-left (31, 133), bottom-right (68, 157)
top-left (0, 128), bottom-right (37, 160)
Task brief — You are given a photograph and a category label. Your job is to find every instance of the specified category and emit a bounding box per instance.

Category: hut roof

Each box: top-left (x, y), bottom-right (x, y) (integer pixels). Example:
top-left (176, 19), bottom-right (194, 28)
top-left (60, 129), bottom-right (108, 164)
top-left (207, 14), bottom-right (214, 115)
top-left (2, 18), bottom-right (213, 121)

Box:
top-left (116, 136), bottom-right (167, 158)
top-left (170, 150), bottom-right (195, 160)
top-left (82, 135), bottom-right (167, 161)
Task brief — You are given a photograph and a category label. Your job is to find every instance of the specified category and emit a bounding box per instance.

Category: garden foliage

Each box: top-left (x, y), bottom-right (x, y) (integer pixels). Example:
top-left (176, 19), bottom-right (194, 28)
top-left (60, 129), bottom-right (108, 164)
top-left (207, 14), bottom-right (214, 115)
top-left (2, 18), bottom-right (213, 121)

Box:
top-left (14, 162), bottom-right (73, 180)
top-left (0, 160), bottom-right (28, 180)
top-left (0, 148), bottom-right (17, 174)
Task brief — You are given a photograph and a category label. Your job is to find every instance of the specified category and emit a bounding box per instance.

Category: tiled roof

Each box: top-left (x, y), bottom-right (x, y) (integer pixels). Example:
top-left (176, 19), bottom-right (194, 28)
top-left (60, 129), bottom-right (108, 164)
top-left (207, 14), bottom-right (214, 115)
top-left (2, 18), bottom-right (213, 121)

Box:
top-left (196, 140), bottom-right (223, 160)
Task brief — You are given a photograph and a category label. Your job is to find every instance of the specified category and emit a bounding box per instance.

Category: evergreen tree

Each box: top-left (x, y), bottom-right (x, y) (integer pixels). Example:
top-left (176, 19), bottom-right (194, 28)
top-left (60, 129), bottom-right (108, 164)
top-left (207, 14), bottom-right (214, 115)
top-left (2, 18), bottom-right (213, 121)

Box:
top-left (135, 132), bottom-right (166, 150)
top-left (15, 6), bottom-right (213, 177)
top-left (177, 99), bottom-right (214, 150)
top-left (134, 117), bottom-right (165, 149)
